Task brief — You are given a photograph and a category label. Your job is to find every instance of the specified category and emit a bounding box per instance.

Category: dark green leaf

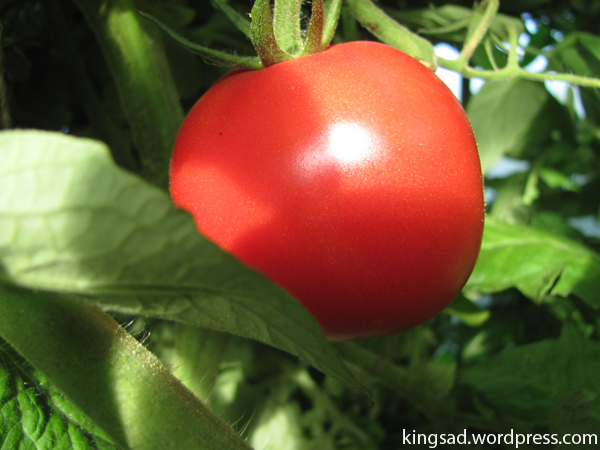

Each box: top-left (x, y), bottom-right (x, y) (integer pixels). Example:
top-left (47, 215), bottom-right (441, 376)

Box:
top-left (550, 390), bottom-right (600, 449)
top-left (462, 325), bottom-right (600, 428)
top-left (0, 338), bottom-right (119, 450)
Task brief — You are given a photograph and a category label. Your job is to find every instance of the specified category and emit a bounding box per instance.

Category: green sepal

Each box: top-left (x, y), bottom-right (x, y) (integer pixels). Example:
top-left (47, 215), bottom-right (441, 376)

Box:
top-left (250, 0), bottom-right (293, 67)
top-left (301, 0), bottom-right (325, 56)
top-left (273, 0), bottom-right (303, 54)
top-left (139, 11), bottom-right (262, 69)
top-left (322, 0), bottom-right (343, 48)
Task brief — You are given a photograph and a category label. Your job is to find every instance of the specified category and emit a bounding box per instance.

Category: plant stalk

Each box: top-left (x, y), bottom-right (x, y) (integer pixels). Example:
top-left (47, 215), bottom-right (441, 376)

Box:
top-left (72, 0), bottom-right (184, 190)
top-left (0, 285), bottom-right (252, 450)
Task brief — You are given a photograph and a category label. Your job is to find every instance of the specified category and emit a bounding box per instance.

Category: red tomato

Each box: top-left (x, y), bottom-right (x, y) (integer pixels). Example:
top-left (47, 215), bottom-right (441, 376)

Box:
top-left (170, 41), bottom-right (484, 341)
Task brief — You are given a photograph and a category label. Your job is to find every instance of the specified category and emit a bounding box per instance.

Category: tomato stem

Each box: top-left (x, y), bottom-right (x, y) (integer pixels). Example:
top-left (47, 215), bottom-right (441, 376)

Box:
top-left (251, 0), bottom-right (293, 67)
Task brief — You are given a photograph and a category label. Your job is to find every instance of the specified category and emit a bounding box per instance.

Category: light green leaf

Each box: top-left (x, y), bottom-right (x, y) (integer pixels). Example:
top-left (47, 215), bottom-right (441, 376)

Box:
top-left (467, 79), bottom-right (549, 174)
top-left (0, 338), bottom-right (119, 450)
top-left (466, 217), bottom-right (600, 307)
top-left (462, 325), bottom-right (600, 428)
top-left (0, 130), bottom-right (365, 396)
top-left (444, 294), bottom-right (490, 327)
top-left (539, 167), bottom-right (580, 192)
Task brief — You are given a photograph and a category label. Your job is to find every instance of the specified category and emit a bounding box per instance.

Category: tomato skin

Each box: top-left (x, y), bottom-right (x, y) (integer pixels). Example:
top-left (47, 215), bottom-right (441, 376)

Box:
top-left (170, 41), bottom-right (484, 341)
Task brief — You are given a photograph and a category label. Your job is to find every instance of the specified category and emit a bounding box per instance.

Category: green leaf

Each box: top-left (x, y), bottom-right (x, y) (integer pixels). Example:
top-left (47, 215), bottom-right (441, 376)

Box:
top-left (550, 390), bottom-right (600, 449)
top-left (0, 130), bottom-right (365, 396)
top-left (539, 167), bottom-right (581, 192)
top-left (553, 32), bottom-right (600, 78)
top-left (0, 338), bottom-right (119, 450)
top-left (462, 325), bottom-right (600, 428)
top-left (410, 361), bottom-right (456, 396)
top-left (445, 294), bottom-right (491, 327)
top-left (467, 79), bottom-right (550, 174)
top-left (466, 217), bottom-right (600, 307)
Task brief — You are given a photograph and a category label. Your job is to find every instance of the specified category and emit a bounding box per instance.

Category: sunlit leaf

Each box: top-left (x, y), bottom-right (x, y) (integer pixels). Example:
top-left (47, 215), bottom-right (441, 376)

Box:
top-left (467, 217), bottom-right (600, 307)
top-left (0, 130), bottom-right (365, 396)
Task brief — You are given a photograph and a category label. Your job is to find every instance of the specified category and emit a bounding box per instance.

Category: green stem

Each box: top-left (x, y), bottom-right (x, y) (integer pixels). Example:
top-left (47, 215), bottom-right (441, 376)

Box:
top-left (211, 0), bottom-right (252, 39)
top-left (72, 0), bottom-right (184, 191)
top-left (301, 0), bottom-right (325, 56)
top-left (433, 0), bottom-right (600, 89)
top-left (140, 11), bottom-right (261, 69)
top-left (344, 0), bottom-right (436, 70)
top-left (46, 0), bottom-right (138, 173)
top-left (505, 24), bottom-right (520, 70)
top-left (456, 0), bottom-right (498, 67)
top-left (439, 56), bottom-right (600, 88)
top-left (0, 285), bottom-right (252, 450)
top-left (484, 37), bottom-right (499, 71)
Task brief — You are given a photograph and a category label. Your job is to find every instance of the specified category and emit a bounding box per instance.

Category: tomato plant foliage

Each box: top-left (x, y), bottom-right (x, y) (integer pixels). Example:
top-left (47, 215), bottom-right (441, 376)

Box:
top-left (1, 0), bottom-right (600, 449)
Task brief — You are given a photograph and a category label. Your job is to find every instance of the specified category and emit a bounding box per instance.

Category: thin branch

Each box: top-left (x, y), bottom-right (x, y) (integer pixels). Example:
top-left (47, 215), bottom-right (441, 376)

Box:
top-left (456, 0), bottom-right (499, 66)
top-left (439, 56), bottom-right (600, 89)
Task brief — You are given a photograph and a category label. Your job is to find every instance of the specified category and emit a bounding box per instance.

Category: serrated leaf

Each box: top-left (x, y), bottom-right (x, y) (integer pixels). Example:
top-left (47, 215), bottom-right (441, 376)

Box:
top-left (466, 217), bottom-right (600, 307)
top-left (461, 325), bottom-right (600, 428)
top-left (0, 130), bottom-right (365, 396)
top-left (467, 79), bottom-right (550, 174)
top-left (0, 338), bottom-right (119, 450)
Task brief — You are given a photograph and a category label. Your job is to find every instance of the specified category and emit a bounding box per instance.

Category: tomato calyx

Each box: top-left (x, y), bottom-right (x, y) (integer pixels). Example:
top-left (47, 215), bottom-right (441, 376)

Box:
top-left (140, 0), bottom-right (340, 70)
top-left (250, 0), bottom-right (329, 65)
